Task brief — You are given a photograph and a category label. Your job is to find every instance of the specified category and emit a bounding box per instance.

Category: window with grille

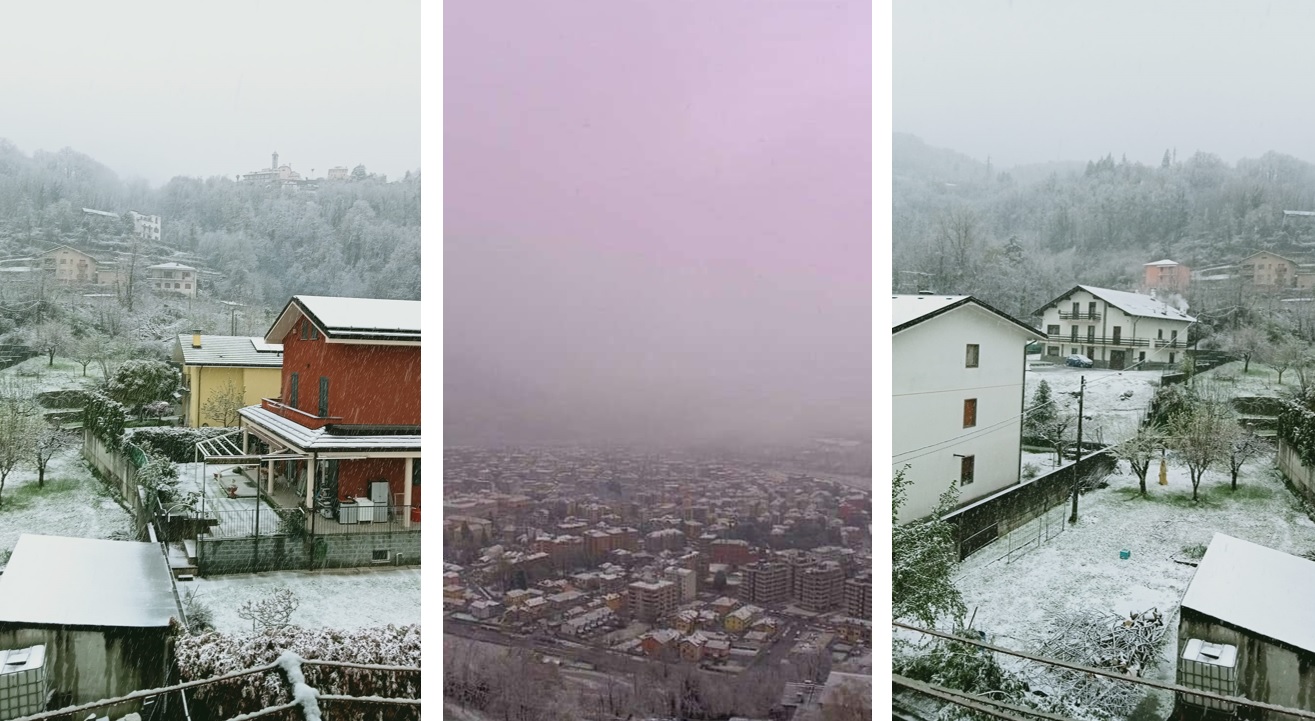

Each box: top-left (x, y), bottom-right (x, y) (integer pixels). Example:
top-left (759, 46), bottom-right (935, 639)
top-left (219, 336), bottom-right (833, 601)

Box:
top-left (965, 344), bottom-right (979, 368)
top-left (960, 456), bottom-right (975, 485)
top-left (963, 399), bottom-right (977, 428)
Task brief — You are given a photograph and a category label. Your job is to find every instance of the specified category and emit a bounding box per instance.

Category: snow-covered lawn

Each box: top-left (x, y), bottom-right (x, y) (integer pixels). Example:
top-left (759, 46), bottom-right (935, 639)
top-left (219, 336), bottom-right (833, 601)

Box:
top-left (0, 447), bottom-right (134, 565)
top-left (1193, 359), bottom-right (1299, 398)
top-left (0, 356), bottom-right (102, 394)
top-left (956, 452), bottom-right (1315, 686)
top-left (189, 566), bottom-right (421, 633)
top-left (1026, 366), bottom-right (1163, 445)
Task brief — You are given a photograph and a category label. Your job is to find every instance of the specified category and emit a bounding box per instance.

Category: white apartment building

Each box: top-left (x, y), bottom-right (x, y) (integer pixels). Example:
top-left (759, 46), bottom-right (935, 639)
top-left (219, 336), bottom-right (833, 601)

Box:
top-left (1035, 285), bottom-right (1195, 369)
top-left (128, 211), bottom-right (162, 241)
top-left (146, 262), bottom-right (198, 298)
top-left (892, 295), bottom-right (1044, 524)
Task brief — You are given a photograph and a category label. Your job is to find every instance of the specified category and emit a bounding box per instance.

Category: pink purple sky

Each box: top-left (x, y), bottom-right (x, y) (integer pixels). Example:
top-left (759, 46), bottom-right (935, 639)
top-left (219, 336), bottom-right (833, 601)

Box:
top-left (445, 0), bottom-right (870, 446)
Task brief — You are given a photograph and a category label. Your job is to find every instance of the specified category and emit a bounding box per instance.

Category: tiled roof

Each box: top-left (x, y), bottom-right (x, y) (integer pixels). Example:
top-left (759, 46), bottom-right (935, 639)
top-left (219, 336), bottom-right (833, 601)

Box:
top-left (176, 335), bottom-right (283, 368)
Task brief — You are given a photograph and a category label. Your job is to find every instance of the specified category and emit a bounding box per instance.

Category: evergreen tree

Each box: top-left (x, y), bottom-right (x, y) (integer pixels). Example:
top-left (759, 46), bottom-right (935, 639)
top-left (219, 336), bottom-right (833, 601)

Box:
top-left (892, 467), bottom-right (965, 627)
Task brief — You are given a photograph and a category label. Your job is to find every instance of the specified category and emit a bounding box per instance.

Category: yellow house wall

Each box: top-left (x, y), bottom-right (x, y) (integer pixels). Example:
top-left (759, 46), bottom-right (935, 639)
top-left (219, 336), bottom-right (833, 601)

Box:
top-left (184, 365), bottom-right (282, 427)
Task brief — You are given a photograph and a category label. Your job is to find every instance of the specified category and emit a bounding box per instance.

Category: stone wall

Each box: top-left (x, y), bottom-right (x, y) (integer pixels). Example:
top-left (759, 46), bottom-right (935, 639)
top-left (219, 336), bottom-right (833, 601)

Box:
top-left (198, 531), bottom-right (421, 575)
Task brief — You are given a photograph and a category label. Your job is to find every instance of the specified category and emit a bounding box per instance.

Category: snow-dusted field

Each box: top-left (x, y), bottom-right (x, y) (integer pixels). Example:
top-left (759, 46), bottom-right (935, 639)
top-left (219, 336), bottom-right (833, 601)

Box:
top-left (0, 448), bottom-right (134, 564)
top-left (189, 566), bottom-right (421, 633)
top-left (956, 452), bottom-right (1315, 685)
top-left (0, 356), bottom-right (102, 394)
top-left (1026, 365), bottom-right (1162, 445)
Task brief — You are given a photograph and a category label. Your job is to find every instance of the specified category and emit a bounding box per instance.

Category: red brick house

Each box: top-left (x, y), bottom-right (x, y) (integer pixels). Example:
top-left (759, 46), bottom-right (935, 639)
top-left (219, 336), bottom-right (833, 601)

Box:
top-left (235, 295), bottom-right (421, 526)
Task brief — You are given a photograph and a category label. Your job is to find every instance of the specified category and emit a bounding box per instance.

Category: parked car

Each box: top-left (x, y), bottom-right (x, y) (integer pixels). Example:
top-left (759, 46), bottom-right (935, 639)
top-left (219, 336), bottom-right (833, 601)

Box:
top-left (1065, 354), bottom-right (1094, 368)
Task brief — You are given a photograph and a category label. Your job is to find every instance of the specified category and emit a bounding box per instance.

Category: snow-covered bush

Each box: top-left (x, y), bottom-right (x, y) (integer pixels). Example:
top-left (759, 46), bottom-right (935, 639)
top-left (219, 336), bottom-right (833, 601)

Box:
top-left (129, 426), bottom-right (228, 463)
top-left (83, 392), bottom-right (127, 450)
top-left (175, 625), bottom-right (420, 721)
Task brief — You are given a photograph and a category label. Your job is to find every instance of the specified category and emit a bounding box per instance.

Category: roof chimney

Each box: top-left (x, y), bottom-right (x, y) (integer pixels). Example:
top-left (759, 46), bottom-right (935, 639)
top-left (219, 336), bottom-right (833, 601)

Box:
top-left (191, 330), bottom-right (202, 348)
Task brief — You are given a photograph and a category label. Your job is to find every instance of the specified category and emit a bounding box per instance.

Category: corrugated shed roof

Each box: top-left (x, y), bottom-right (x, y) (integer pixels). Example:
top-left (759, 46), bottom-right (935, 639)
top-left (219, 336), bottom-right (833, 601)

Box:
top-left (238, 405), bottom-right (421, 452)
top-left (176, 335), bottom-right (283, 367)
top-left (0, 535), bottom-right (177, 628)
top-left (1181, 533), bottom-right (1315, 654)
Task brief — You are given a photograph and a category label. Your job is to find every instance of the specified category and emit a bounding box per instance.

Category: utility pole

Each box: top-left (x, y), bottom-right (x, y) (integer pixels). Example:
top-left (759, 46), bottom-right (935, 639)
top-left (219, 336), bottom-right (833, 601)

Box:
top-left (1069, 376), bottom-right (1086, 524)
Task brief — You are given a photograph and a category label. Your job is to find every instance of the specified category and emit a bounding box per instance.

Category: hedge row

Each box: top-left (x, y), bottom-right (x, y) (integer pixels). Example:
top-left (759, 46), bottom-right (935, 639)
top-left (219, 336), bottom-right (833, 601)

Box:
top-left (127, 426), bottom-right (231, 463)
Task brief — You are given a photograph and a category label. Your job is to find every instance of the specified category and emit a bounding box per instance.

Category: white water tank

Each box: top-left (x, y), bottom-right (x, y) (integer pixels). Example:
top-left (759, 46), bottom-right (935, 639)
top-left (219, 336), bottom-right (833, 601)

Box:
top-left (1177, 639), bottom-right (1238, 712)
top-left (0, 645), bottom-right (48, 719)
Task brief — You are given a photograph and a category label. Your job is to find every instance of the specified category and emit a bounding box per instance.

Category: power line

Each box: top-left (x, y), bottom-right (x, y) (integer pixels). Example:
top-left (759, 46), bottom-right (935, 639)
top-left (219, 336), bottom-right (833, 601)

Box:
top-left (893, 621), bottom-right (1315, 720)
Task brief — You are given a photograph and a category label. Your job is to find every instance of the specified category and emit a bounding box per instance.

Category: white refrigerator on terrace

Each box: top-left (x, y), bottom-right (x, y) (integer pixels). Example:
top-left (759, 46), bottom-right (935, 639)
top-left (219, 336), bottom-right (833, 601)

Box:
top-left (369, 481), bottom-right (390, 522)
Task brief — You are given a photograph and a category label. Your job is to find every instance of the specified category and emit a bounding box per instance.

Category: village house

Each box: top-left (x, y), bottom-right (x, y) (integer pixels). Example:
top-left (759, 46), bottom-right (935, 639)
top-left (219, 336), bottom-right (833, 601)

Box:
top-left (40, 245), bottom-right (98, 284)
top-left (1034, 285), bottom-right (1196, 370)
top-left (1176, 534), bottom-right (1315, 719)
top-left (1239, 250), bottom-right (1300, 288)
top-left (893, 295), bottom-right (1045, 523)
top-left (1143, 258), bottom-right (1191, 293)
top-left (173, 332), bottom-right (283, 427)
top-left (725, 604), bottom-right (761, 633)
top-left (146, 262), bottom-right (198, 297)
top-left (233, 295), bottom-right (421, 524)
top-left (641, 628), bottom-right (681, 659)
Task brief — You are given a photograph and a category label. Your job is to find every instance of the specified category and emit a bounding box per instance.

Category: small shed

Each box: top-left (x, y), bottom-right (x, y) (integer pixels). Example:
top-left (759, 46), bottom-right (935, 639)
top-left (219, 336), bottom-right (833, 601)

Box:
top-left (1177, 533), bottom-right (1315, 719)
top-left (0, 535), bottom-right (179, 713)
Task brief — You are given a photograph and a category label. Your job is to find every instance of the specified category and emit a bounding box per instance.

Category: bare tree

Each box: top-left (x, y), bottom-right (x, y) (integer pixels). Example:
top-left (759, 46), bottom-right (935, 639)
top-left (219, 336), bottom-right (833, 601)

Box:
top-left (0, 382), bottom-right (40, 508)
top-left (1167, 400), bottom-right (1231, 502)
top-left (1035, 407), bottom-right (1076, 467)
top-left (1222, 326), bottom-right (1267, 373)
top-left (1262, 338), bottom-right (1309, 385)
top-left (25, 320), bottom-right (70, 367)
top-left (821, 678), bottom-right (872, 721)
top-left (1222, 422), bottom-right (1269, 491)
top-left (71, 336), bottom-right (97, 377)
top-left (30, 422), bottom-right (71, 488)
top-left (201, 380), bottom-right (246, 427)
top-left (236, 587), bottom-right (300, 632)
top-left (1110, 422), bottom-right (1163, 496)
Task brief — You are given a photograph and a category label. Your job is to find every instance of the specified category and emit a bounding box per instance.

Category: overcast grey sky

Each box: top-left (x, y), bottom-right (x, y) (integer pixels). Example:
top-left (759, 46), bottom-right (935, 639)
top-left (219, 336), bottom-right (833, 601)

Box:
top-left (0, 1), bottom-right (418, 186)
top-left (895, 1), bottom-right (1315, 168)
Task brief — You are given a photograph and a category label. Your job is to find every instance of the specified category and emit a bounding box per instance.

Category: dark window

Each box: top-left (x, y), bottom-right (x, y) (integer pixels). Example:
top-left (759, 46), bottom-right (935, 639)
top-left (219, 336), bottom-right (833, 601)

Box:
top-left (1169, 352), bottom-right (1176, 364)
top-left (965, 344), bottom-right (979, 368)
top-left (1171, 329), bottom-right (1178, 340)
top-left (1088, 301), bottom-right (1097, 317)
top-left (301, 321), bottom-right (308, 340)
top-left (412, 458), bottom-right (421, 486)
top-left (1087, 326), bottom-right (1095, 342)
top-left (1112, 327), bottom-right (1121, 344)
top-left (310, 325), bottom-right (319, 340)
top-left (1086, 346), bottom-right (1095, 359)
top-left (1071, 302), bottom-right (1080, 316)
top-left (1047, 324), bottom-right (1060, 336)
top-left (1071, 326), bottom-right (1079, 342)
top-left (1158, 328), bottom-right (1164, 339)
top-left (963, 399), bottom-right (977, 428)
top-left (960, 455), bottom-right (975, 486)
top-left (319, 376), bottom-right (330, 417)
top-left (1139, 351), bottom-right (1146, 361)
top-left (288, 373), bottom-right (299, 408)
top-left (1047, 346), bottom-right (1059, 356)
top-left (372, 550), bottom-right (390, 562)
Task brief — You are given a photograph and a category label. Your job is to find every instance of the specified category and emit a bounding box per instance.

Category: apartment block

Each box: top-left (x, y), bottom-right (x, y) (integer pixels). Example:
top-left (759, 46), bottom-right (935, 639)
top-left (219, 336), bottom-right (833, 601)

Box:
top-left (799, 561), bottom-right (844, 612)
top-left (741, 560), bottom-right (791, 605)
top-left (628, 579), bottom-right (679, 623)
top-left (844, 572), bottom-right (871, 620)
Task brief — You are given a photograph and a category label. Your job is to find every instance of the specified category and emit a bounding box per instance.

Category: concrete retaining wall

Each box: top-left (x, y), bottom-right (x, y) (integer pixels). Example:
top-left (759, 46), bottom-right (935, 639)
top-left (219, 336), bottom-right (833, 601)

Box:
top-left (198, 530), bottom-right (421, 575)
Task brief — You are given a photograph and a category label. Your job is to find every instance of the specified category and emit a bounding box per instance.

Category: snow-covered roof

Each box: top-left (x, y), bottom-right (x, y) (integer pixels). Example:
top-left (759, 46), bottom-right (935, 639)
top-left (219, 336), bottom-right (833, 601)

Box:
top-left (175, 335), bottom-right (283, 368)
top-left (1284, 210), bottom-right (1315, 217)
top-left (1039, 286), bottom-right (1196, 322)
top-left (238, 405), bottom-right (421, 453)
top-left (0, 535), bottom-right (177, 628)
top-left (892, 295), bottom-right (1044, 339)
top-left (147, 262), bottom-right (197, 270)
top-left (266, 295), bottom-right (421, 344)
top-left (81, 208), bottom-right (120, 218)
top-left (1181, 533), bottom-right (1315, 654)
top-left (1143, 259), bottom-right (1180, 266)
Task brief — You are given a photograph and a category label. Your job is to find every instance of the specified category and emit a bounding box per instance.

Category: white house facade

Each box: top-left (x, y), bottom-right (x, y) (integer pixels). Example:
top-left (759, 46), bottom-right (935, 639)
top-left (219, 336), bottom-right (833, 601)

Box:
top-left (892, 295), bottom-right (1044, 524)
top-left (1035, 285), bottom-right (1195, 370)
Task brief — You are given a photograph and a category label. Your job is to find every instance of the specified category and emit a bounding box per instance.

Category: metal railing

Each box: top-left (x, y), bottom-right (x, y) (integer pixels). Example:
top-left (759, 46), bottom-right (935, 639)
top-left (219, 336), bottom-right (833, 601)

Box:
top-left (1045, 334), bottom-right (1181, 349)
top-left (196, 504), bottom-right (420, 538)
top-left (1058, 311), bottom-right (1101, 321)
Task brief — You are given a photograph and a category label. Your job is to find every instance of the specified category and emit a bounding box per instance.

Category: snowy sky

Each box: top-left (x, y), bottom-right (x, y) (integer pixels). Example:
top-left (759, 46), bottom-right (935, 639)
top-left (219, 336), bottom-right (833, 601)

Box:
top-left (895, 0), bottom-right (1315, 167)
top-left (445, 0), bottom-right (872, 446)
top-left (0, 1), bottom-right (418, 185)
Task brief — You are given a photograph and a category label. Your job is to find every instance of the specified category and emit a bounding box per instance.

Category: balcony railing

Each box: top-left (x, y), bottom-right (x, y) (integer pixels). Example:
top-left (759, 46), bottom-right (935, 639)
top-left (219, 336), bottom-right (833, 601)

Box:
top-left (1058, 311), bottom-right (1101, 321)
top-left (1046, 334), bottom-right (1182, 349)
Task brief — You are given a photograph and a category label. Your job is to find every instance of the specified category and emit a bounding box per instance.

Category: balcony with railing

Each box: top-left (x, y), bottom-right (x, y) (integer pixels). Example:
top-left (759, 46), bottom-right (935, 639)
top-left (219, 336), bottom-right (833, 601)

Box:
top-left (1058, 311), bottom-right (1102, 321)
top-left (1046, 334), bottom-right (1182, 349)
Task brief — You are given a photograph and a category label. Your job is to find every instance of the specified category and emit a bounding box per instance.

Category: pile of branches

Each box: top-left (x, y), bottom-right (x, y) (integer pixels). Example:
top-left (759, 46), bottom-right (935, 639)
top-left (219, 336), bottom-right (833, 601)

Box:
top-left (1021, 607), bottom-right (1169, 720)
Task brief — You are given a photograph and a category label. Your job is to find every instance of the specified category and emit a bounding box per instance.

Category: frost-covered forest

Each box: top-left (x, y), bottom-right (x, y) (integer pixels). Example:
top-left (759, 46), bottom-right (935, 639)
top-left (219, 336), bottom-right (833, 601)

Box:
top-left (0, 140), bottom-right (419, 358)
top-left (894, 132), bottom-right (1315, 318)
top-left (0, 140), bottom-right (420, 305)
